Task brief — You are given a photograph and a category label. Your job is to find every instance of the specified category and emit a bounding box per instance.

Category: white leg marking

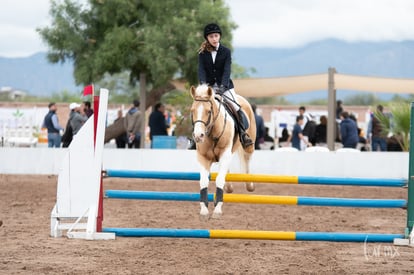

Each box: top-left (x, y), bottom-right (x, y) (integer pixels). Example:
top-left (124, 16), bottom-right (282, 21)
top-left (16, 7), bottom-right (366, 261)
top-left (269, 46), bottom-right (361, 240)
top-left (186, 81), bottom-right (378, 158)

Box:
top-left (212, 202), bottom-right (223, 219)
top-left (199, 165), bottom-right (210, 219)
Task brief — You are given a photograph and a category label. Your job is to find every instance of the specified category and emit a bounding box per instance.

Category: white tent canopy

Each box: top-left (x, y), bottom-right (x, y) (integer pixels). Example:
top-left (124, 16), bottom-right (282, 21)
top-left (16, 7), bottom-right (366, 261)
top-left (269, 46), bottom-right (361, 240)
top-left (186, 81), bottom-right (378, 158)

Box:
top-left (233, 73), bottom-right (414, 98)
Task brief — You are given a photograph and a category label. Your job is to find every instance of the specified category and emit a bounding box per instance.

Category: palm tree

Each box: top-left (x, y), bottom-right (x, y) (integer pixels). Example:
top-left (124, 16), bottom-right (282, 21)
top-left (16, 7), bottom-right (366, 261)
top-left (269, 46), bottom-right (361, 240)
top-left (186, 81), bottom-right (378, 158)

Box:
top-left (374, 102), bottom-right (410, 151)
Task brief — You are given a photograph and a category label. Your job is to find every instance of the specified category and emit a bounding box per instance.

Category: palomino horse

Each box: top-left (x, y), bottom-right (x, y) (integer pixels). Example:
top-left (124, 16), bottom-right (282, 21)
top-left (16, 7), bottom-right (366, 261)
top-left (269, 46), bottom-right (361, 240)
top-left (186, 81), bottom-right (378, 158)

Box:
top-left (190, 84), bottom-right (256, 220)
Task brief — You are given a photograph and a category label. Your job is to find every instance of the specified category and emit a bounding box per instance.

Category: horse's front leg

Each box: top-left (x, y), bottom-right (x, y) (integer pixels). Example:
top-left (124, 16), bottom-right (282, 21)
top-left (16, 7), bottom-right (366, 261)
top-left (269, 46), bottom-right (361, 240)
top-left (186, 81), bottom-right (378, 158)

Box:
top-left (212, 148), bottom-right (233, 219)
top-left (199, 166), bottom-right (210, 221)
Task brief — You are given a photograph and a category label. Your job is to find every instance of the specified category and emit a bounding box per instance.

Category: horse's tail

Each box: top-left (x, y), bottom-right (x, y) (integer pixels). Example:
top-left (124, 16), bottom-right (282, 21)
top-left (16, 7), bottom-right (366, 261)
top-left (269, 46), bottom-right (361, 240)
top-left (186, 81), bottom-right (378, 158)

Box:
top-left (236, 143), bottom-right (255, 192)
top-left (236, 145), bottom-right (250, 174)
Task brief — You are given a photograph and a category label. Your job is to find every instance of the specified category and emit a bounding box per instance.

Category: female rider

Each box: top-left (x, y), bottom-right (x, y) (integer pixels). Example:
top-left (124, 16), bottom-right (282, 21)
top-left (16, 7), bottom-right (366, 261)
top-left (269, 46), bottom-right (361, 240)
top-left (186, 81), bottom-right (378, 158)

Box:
top-left (198, 23), bottom-right (253, 148)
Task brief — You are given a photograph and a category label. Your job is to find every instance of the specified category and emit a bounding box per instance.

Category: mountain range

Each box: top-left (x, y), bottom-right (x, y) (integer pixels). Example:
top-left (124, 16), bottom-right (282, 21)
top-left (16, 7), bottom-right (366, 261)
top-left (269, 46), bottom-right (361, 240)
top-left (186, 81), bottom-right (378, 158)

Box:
top-left (1, 39), bottom-right (414, 102)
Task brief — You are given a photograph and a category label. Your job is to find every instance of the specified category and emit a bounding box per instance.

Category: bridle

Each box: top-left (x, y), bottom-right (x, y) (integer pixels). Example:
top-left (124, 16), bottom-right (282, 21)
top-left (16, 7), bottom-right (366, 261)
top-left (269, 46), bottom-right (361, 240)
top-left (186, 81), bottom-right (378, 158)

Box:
top-left (191, 96), bottom-right (227, 144)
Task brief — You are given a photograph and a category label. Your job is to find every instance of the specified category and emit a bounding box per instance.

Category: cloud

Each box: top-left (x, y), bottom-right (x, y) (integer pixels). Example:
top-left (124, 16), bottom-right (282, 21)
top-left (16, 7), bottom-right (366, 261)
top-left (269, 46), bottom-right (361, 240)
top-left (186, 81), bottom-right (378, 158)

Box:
top-left (227, 0), bottom-right (414, 48)
top-left (0, 0), bottom-right (51, 57)
top-left (1, 0), bottom-right (414, 57)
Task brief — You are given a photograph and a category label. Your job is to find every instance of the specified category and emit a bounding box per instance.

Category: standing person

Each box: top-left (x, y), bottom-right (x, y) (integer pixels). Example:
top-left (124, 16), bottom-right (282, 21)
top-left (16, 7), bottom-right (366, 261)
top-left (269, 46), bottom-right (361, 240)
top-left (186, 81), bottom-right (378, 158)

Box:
top-left (124, 99), bottom-right (142, 149)
top-left (336, 100), bottom-right (344, 119)
top-left (368, 105), bottom-right (388, 151)
top-left (148, 102), bottom-right (168, 147)
top-left (42, 102), bottom-right (64, 148)
top-left (251, 104), bottom-right (265, 150)
top-left (298, 106), bottom-right (311, 126)
top-left (299, 106), bottom-right (314, 146)
top-left (314, 115), bottom-right (327, 145)
top-left (198, 23), bottom-right (253, 148)
top-left (339, 111), bottom-right (359, 148)
top-left (69, 102), bottom-right (88, 136)
top-left (83, 101), bottom-right (94, 118)
top-left (286, 115), bottom-right (309, 151)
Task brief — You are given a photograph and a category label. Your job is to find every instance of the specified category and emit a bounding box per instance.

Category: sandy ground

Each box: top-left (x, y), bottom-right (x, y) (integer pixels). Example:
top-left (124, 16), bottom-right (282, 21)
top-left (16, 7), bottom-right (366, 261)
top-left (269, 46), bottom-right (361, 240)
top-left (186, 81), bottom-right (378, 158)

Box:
top-left (0, 174), bottom-right (413, 274)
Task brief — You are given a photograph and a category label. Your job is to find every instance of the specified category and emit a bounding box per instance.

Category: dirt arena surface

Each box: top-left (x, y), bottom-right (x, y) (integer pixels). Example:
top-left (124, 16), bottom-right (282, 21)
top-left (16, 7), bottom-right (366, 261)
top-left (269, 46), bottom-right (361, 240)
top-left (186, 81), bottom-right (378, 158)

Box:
top-left (1, 174), bottom-right (413, 274)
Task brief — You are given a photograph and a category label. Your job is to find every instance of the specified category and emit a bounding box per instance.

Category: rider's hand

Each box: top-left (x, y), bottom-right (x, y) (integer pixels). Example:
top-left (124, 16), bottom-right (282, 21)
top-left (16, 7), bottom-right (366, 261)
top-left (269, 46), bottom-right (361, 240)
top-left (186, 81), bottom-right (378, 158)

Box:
top-left (218, 85), bottom-right (227, 94)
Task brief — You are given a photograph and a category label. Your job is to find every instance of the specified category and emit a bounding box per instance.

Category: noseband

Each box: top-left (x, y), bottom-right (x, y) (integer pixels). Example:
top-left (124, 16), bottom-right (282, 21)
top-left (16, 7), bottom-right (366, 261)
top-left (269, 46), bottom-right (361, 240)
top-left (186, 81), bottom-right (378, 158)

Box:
top-left (192, 98), bottom-right (214, 131)
top-left (192, 97), bottom-right (226, 140)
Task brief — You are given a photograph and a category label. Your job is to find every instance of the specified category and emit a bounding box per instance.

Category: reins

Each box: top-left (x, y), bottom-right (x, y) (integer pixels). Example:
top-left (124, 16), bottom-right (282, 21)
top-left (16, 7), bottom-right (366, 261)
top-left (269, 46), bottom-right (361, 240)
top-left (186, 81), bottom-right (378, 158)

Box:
top-left (192, 96), bottom-right (228, 160)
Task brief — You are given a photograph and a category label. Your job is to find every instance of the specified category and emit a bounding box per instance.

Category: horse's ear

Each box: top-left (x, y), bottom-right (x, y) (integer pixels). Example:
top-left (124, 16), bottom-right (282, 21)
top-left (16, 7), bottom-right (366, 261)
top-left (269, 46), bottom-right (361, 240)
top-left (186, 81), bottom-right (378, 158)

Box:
top-left (207, 86), bottom-right (213, 97)
top-left (190, 86), bottom-right (196, 99)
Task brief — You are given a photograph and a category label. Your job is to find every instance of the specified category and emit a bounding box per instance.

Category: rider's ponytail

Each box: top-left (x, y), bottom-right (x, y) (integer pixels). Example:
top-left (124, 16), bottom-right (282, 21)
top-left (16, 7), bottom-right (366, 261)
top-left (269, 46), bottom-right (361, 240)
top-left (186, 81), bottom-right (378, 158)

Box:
top-left (198, 41), bottom-right (215, 54)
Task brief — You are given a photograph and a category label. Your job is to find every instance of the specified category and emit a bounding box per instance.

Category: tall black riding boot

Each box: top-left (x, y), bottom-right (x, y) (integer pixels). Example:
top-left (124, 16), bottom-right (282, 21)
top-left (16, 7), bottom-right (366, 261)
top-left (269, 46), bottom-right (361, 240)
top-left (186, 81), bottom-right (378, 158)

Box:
top-left (237, 110), bottom-right (253, 148)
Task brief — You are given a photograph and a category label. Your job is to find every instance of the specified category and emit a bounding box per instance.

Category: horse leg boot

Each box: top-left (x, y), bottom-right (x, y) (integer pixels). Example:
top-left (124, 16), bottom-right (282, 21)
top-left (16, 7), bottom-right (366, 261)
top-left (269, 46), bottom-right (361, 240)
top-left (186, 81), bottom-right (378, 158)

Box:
top-left (212, 187), bottom-right (224, 219)
top-left (199, 187), bottom-right (209, 220)
top-left (237, 110), bottom-right (253, 148)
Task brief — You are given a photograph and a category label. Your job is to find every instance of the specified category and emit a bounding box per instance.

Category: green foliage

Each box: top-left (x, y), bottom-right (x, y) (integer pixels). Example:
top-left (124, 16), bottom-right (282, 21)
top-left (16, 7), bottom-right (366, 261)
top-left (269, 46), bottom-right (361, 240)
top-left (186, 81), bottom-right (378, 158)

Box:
top-left (232, 63), bottom-right (256, 79)
top-left (161, 89), bottom-right (193, 137)
top-left (37, 0), bottom-right (236, 105)
top-left (374, 102), bottom-right (411, 151)
top-left (305, 98), bottom-right (328, 106)
top-left (343, 93), bottom-right (379, 106)
top-left (95, 71), bottom-right (140, 104)
top-left (49, 89), bottom-right (82, 102)
top-left (249, 96), bottom-right (292, 105)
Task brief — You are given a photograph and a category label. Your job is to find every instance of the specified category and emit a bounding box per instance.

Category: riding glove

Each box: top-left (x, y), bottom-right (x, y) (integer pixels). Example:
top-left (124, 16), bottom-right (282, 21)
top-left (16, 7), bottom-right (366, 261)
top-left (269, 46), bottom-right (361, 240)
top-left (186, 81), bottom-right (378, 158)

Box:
top-left (218, 85), bottom-right (227, 94)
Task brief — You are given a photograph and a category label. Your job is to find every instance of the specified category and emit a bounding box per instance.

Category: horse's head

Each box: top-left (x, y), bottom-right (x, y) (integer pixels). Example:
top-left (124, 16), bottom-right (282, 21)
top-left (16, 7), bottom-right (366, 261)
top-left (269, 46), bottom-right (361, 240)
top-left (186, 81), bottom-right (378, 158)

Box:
top-left (190, 84), bottom-right (215, 144)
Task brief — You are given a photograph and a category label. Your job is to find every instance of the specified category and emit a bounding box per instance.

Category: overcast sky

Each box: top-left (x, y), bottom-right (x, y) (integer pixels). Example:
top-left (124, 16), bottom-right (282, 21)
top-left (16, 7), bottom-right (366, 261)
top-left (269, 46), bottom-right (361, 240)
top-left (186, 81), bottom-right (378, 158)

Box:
top-left (1, 0), bottom-right (414, 57)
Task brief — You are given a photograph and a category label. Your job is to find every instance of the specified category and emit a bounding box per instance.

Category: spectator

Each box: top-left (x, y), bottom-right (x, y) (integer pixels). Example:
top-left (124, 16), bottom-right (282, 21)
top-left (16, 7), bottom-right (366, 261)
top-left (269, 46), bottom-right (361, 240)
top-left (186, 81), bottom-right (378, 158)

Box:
top-left (114, 109), bottom-right (127, 148)
top-left (314, 115), bottom-right (327, 145)
top-left (149, 102), bottom-right (168, 147)
top-left (262, 127), bottom-right (275, 150)
top-left (124, 99), bottom-right (142, 149)
top-left (350, 113), bottom-right (368, 151)
top-left (279, 127), bottom-right (290, 142)
top-left (287, 115), bottom-right (309, 151)
top-left (339, 111), bottom-right (359, 148)
top-left (387, 134), bottom-right (403, 152)
top-left (42, 102), bottom-right (64, 148)
top-left (298, 106), bottom-right (311, 126)
top-left (336, 100), bottom-right (344, 119)
top-left (69, 102), bottom-right (88, 136)
top-left (83, 101), bottom-right (94, 118)
top-left (367, 105), bottom-right (388, 151)
top-left (251, 104), bottom-right (265, 150)
top-left (298, 106), bottom-right (315, 145)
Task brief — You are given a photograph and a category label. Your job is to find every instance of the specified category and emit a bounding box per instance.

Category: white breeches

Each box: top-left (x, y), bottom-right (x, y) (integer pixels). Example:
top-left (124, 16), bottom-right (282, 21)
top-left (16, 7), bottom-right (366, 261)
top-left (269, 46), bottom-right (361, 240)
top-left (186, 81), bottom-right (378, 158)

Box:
top-left (222, 88), bottom-right (240, 111)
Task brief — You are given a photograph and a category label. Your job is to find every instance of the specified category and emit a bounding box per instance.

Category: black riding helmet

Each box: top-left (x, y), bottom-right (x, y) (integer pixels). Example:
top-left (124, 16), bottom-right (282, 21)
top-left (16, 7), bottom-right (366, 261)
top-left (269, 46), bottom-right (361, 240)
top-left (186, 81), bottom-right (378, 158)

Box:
top-left (204, 23), bottom-right (221, 39)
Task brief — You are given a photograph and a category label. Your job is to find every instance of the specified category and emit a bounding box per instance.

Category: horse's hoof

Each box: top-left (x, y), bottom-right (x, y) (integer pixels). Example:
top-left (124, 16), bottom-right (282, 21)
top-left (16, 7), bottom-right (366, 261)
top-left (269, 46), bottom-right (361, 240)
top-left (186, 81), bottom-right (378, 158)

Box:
top-left (211, 211), bottom-right (222, 219)
top-left (224, 183), bottom-right (234, 193)
top-left (246, 182), bottom-right (255, 192)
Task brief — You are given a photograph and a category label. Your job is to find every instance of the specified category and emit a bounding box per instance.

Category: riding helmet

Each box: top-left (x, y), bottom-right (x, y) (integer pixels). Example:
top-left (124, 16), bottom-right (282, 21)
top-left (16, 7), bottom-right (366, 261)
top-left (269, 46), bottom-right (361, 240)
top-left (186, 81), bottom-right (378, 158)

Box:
top-left (204, 23), bottom-right (222, 39)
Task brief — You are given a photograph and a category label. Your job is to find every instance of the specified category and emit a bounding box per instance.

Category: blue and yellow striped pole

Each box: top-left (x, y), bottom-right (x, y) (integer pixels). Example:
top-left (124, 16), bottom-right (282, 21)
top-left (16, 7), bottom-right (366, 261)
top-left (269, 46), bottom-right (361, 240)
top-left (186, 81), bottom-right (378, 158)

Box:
top-left (105, 190), bottom-right (407, 208)
top-left (102, 228), bottom-right (403, 242)
top-left (104, 170), bottom-right (406, 187)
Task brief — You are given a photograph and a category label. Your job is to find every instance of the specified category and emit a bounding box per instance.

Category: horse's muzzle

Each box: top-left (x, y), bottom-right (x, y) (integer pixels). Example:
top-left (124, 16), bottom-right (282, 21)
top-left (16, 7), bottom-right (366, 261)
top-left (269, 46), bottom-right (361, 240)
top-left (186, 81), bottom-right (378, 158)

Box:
top-left (193, 132), bottom-right (205, 143)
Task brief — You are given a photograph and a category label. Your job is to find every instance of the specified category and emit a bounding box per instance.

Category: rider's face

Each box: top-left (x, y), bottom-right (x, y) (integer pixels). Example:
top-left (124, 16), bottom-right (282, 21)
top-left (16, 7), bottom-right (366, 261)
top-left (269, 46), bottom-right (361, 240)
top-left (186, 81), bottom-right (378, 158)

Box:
top-left (207, 33), bottom-right (220, 48)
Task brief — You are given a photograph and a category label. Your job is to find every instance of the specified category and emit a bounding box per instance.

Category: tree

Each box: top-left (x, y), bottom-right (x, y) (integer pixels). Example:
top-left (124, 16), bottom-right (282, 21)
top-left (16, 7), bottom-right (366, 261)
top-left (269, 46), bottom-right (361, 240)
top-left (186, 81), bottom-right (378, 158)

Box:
top-left (37, 0), bottom-right (235, 108)
top-left (95, 71), bottom-right (140, 103)
top-left (343, 93), bottom-right (379, 106)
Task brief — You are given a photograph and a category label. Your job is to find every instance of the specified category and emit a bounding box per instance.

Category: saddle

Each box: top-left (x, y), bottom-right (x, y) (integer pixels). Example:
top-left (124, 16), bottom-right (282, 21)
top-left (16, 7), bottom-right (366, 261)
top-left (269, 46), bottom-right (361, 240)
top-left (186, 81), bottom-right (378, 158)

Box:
top-left (214, 95), bottom-right (249, 134)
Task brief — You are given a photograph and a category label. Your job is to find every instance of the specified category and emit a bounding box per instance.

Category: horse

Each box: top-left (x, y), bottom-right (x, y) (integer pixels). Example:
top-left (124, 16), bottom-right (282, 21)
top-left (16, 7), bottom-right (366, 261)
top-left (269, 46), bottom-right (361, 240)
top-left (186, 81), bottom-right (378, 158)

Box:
top-left (190, 84), bottom-right (256, 220)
